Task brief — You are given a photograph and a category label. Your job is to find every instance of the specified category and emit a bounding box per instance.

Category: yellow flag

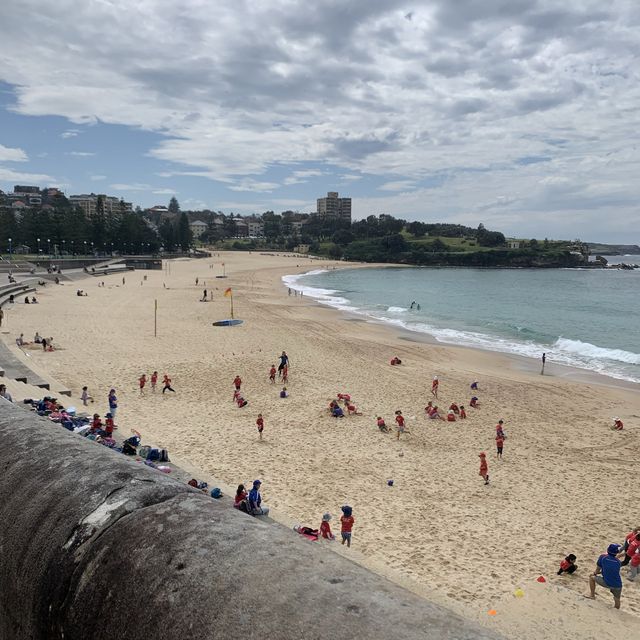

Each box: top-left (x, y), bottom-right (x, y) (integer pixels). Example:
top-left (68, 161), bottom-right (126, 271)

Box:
top-left (224, 287), bottom-right (232, 297)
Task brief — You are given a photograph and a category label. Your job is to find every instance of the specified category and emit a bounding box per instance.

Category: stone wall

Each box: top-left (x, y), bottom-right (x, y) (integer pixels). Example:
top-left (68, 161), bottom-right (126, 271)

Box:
top-left (0, 401), bottom-right (503, 640)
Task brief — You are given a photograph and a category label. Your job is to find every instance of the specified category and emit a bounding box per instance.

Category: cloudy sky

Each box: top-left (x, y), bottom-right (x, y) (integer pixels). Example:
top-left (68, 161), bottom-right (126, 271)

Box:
top-left (1, 0), bottom-right (639, 242)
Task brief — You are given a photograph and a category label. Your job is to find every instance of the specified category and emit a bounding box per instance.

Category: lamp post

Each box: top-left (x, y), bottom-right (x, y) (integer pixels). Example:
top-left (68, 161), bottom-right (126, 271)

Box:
top-left (47, 238), bottom-right (51, 257)
top-left (8, 237), bottom-right (12, 261)
top-left (37, 237), bottom-right (41, 256)
top-left (62, 239), bottom-right (66, 256)
top-left (83, 240), bottom-right (87, 255)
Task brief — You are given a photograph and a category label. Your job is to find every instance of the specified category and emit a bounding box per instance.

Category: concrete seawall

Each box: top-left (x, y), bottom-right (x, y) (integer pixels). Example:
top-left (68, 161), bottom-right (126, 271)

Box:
top-left (0, 401), bottom-right (503, 640)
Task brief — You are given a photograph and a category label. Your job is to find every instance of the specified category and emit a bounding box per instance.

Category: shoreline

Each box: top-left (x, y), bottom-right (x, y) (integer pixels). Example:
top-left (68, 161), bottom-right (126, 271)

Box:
top-left (284, 265), bottom-right (640, 391)
top-left (2, 251), bottom-right (639, 640)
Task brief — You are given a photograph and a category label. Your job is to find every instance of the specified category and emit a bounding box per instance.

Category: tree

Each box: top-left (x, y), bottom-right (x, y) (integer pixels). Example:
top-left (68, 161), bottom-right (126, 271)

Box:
top-left (168, 197), bottom-right (180, 214)
top-left (406, 221), bottom-right (427, 237)
top-left (177, 212), bottom-right (192, 250)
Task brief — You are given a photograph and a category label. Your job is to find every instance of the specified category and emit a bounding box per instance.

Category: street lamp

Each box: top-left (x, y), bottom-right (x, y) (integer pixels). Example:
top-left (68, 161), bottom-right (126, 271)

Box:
top-left (62, 240), bottom-right (66, 255)
top-left (37, 237), bottom-right (41, 255)
top-left (83, 240), bottom-right (87, 255)
top-left (47, 238), bottom-right (51, 256)
top-left (8, 237), bottom-right (12, 260)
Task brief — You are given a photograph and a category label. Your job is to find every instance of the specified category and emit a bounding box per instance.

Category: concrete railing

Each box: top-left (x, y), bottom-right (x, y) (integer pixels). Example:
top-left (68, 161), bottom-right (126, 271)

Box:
top-left (0, 401), bottom-right (503, 640)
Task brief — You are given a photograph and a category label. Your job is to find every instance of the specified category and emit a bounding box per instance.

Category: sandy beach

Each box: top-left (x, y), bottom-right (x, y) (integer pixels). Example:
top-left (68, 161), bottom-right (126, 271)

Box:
top-left (2, 252), bottom-right (639, 639)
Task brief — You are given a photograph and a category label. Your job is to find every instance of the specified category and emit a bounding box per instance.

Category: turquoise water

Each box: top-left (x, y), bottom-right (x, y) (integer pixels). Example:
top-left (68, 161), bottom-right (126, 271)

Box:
top-left (284, 266), bottom-right (640, 383)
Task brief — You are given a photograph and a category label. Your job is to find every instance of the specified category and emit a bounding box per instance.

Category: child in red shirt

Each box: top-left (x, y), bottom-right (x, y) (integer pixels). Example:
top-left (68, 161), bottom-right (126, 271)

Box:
top-left (613, 417), bottom-right (623, 430)
top-left (496, 433), bottom-right (505, 459)
top-left (395, 410), bottom-right (406, 440)
top-left (340, 506), bottom-right (354, 547)
top-left (447, 410), bottom-right (456, 422)
top-left (346, 403), bottom-right (361, 415)
top-left (459, 405), bottom-right (467, 419)
top-left (256, 413), bottom-right (264, 440)
top-left (449, 402), bottom-right (459, 414)
top-left (470, 396), bottom-right (479, 408)
top-left (377, 416), bottom-right (389, 432)
top-left (139, 374), bottom-right (147, 396)
top-left (269, 365), bottom-right (276, 383)
top-left (320, 513), bottom-right (335, 540)
top-left (479, 452), bottom-right (489, 485)
top-left (233, 375), bottom-right (242, 391)
top-left (282, 366), bottom-right (288, 383)
top-left (431, 376), bottom-right (439, 398)
top-left (104, 413), bottom-right (115, 436)
top-left (90, 413), bottom-right (102, 434)
top-left (557, 554), bottom-right (577, 575)
top-left (151, 371), bottom-right (158, 392)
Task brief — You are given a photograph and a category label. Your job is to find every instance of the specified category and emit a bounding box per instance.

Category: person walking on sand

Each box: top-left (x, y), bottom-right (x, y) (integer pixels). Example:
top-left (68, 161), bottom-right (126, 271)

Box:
top-left (201, 289), bottom-right (207, 301)
top-left (496, 431), bottom-right (505, 459)
top-left (108, 389), bottom-right (118, 418)
top-left (278, 351), bottom-right (289, 377)
top-left (479, 452), bottom-right (489, 485)
top-left (81, 386), bottom-right (94, 406)
top-left (151, 371), bottom-right (158, 392)
top-left (162, 374), bottom-right (175, 394)
top-left (541, 352), bottom-right (546, 375)
top-left (139, 374), bottom-right (147, 396)
top-left (431, 376), bottom-right (439, 399)
top-left (340, 506), bottom-right (354, 548)
top-left (196, 277), bottom-right (199, 286)
top-left (395, 410), bottom-right (406, 440)
top-left (256, 413), bottom-right (264, 440)
top-left (587, 544), bottom-right (623, 609)
top-left (282, 365), bottom-right (288, 384)
top-left (233, 375), bottom-right (242, 391)
top-left (269, 364), bottom-right (276, 383)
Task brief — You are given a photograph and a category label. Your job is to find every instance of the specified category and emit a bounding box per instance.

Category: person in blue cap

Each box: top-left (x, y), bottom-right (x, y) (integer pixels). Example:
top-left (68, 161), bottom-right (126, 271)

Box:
top-left (248, 480), bottom-right (269, 516)
top-left (587, 543), bottom-right (623, 609)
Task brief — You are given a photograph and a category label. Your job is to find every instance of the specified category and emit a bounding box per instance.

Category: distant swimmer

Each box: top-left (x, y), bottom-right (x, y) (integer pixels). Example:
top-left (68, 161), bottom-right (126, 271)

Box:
top-left (410, 301), bottom-right (416, 309)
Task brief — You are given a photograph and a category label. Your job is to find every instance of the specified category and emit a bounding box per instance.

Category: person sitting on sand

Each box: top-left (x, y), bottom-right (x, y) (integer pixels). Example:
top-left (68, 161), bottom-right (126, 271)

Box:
top-left (16, 333), bottom-right (26, 346)
top-left (332, 404), bottom-right (344, 418)
top-left (470, 396), bottom-right (479, 408)
top-left (558, 554), bottom-right (577, 575)
top-left (90, 413), bottom-right (102, 434)
top-left (248, 479), bottom-right (269, 516)
top-left (337, 393), bottom-right (351, 402)
top-left (376, 416), bottom-right (390, 433)
top-left (612, 417), bottom-right (624, 430)
top-left (0, 384), bottom-right (13, 403)
top-left (428, 406), bottom-right (445, 421)
top-left (280, 386), bottom-right (288, 399)
top-left (471, 381), bottom-right (479, 391)
top-left (390, 356), bottom-right (402, 365)
top-left (346, 402), bottom-right (362, 416)
top-left (449, 402), bottom-right (460, 415)
top-left (234, 484), bottom-right (248, 510)
top-left (24, 296), bottom-right (30, 304)
top-left (34, 332), bottom-right (42, 343)
top-left (425, 401), bottom-right (433, 415)
top-left (104, 413), bottom-right (115, 437)
top-left (236, 394), bottom-right (248, 408)
top-left (31, 296), bottom-right (38, 304)
top-left (447, 409), bottom-right (456, 422)
top-left (587, 544), bottom-right (623, 609)
top-left (320, 513), bottom-right (335, 540)
top-left (459, 405), bottom-right (467, 419)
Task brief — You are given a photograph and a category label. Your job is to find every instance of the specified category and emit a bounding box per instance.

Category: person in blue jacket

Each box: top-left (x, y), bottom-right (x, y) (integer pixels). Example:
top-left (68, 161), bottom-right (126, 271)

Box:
top-left (248, 480), bottom-right (269, 516)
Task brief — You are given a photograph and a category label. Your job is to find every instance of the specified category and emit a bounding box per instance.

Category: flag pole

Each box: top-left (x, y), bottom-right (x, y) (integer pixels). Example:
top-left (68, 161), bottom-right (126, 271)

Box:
top-left (230, 292), bottom-right (234, 319)
top-left (154, 299), bottom-right (157, 337)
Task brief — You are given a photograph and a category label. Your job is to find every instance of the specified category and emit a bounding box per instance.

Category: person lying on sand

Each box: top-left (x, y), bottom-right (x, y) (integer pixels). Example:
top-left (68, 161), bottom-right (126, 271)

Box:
top-left (376, 417), bottom-right (390, 433)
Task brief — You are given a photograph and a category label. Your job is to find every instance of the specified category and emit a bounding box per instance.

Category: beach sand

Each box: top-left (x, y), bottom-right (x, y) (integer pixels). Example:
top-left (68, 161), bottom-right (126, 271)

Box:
top-left (2, 251), bottom-right (639, 639)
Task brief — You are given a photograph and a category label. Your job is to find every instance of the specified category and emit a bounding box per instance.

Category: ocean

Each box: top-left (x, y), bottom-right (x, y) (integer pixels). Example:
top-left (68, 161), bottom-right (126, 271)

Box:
top-left (283, 264), bottom-right (640, 384)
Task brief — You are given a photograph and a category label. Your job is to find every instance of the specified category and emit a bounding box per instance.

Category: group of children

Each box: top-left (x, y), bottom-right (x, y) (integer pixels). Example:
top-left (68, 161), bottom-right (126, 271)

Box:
top-left (293, 506), bottom-right (356, 547)
top-left (232, 369), bottom-right (289, 414)
top-left (138, 372), bottom-right (176, 395)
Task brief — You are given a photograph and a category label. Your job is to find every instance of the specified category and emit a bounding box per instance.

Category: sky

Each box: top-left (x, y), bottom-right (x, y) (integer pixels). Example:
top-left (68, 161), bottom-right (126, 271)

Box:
top-left (0, 0), bottom-right (639, 243)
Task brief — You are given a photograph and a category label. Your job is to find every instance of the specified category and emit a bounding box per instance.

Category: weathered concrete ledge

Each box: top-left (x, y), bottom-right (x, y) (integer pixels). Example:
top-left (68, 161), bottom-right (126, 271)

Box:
top-left (0, 401), bottom-right (503, 640)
